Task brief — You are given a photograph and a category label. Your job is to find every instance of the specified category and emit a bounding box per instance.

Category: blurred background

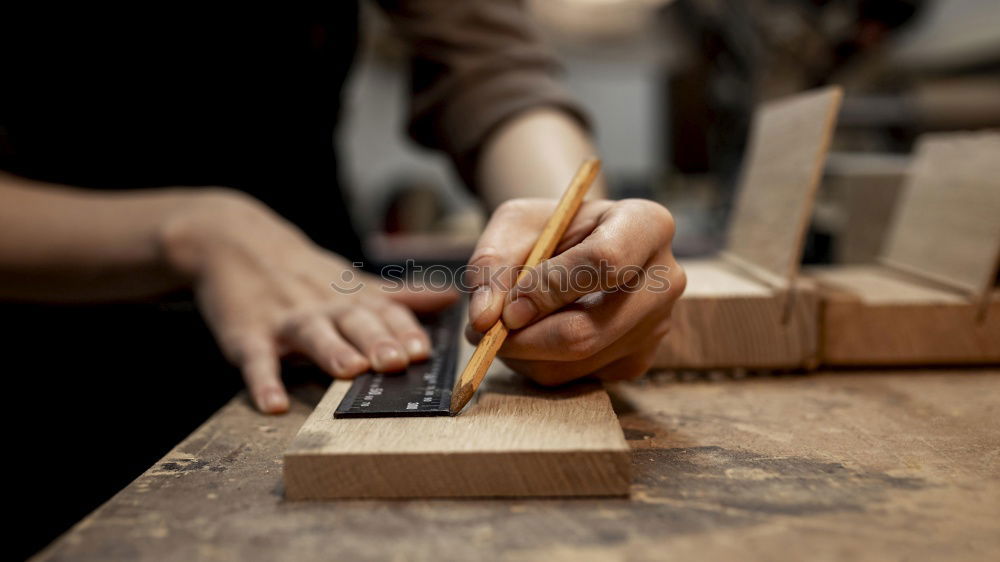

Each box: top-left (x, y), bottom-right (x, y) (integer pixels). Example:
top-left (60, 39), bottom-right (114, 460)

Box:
top-left (343, 0), bottom-right (1000, 266)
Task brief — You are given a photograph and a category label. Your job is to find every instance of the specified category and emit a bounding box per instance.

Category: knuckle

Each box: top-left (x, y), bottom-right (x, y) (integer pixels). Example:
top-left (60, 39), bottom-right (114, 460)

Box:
top-left (468, 249), bottom-right (501, 269)
top-left (621, 198), bottom-right (676, 241)
top-left (495, 198), bottom-right (530, 218)
top-left (377, 300), bottom-right (407, 317)
top-left (466, 250), bottom-right (503, 288)
top-left (557, 313), bottom-right (602, 359)
top-left (226, 332), bottom-right (269, 364)
top-left (279, 312), bottom-right (329, 344)
top-left (587, 239), bottom-right (620, 270)
top-left (532, 264), bottom-right (568, 307)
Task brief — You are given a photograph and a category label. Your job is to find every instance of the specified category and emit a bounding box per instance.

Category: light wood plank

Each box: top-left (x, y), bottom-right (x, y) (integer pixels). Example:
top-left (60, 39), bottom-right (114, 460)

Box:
top-left (725, 86), bottom-right (843, 285)
top-left (880, 131), bottom-right (1000, 299)
top-left (284, 341), bottom-right (630, 499)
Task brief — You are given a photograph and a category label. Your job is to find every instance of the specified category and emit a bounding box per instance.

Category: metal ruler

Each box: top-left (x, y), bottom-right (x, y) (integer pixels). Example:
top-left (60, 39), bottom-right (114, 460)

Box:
top-left (334, 306), bottom-right (461, 418)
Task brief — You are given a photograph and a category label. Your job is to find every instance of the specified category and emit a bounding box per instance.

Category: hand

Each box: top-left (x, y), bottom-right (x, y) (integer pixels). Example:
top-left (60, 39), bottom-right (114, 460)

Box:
top-left (465, 198), bottom-right (685, 385)
top-left (162, 190), bottom-right (457, 414)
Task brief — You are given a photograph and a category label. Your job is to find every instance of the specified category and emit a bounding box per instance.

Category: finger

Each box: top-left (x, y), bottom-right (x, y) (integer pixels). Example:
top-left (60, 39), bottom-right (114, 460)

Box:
top-left (466, 199), bottom-right (611, 332)
top-left (464, 322), bottom-right (484, 346)
top-left (501, 323), bottom-right (666, 386)
top-left (499, 287), bottom-right (633, 361)
top-left (281, 315), bottom-right (369, 378)
top-left (592, 345), bottom-right (659, 382)
top-left (502, 199), bottom-right (675, 331)
top-left (378, 301), bottom-right (432, 361)
top-left (499, 314), bottom-right (655, 385)
top-left (381, 281), bottom-right (459, 314)
top-left (231, 332), bottom-right (288, 414)
top-left (335, 306), bottom-right (409, 372)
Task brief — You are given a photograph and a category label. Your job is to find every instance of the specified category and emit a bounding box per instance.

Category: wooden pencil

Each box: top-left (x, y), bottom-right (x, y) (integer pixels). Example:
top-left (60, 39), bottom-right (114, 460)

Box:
top-left (450, 157), bottom-right (602, 414)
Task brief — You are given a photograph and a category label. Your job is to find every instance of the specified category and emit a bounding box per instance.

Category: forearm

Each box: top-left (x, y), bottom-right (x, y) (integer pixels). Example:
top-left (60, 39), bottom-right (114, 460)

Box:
top-left (475, 108), bottom-right (607, 210)
top-left (0, 171), bottom-right (205, 301)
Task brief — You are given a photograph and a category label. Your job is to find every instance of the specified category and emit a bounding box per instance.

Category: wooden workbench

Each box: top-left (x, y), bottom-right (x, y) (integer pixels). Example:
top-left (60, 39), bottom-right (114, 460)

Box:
top-left (35, 369), bottom-right (1000, 561)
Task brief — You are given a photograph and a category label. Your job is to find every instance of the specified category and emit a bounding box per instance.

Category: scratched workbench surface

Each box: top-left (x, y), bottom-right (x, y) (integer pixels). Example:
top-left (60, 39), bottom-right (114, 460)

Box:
top-left (35, 369), bottom-right (1000, 561)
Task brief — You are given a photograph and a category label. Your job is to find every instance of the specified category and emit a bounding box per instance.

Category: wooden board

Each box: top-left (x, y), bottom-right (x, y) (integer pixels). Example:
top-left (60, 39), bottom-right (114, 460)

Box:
top-left (811, 265), bottom-right (1000, 365)
top-left (36, 370), bottom-right (1000, 562)
top-left (284, 345), bottom-right (630, 499)
top-left (724, 86), bottom-right (843, 284)
top-left (654, 259), bottom-right (818, 369)
top-left (880, 131), bottom-right (1000, 299)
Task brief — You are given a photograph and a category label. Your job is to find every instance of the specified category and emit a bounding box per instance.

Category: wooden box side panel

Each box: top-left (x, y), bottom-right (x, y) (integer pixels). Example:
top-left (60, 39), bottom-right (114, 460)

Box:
top-left (821, 297), bottom-right (1000, 366)
top-left (725, 86), bottom-right (842, 282)
top-left (880, 132), bottom-right (1000, 297)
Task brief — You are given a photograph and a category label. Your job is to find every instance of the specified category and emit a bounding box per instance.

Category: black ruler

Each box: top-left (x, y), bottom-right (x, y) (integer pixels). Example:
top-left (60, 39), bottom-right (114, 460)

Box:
top-left (334, 306), bottom-right (461, 418)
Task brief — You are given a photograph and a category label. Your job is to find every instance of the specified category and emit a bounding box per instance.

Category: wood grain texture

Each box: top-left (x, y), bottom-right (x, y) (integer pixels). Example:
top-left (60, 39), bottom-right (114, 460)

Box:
top-left (285, 339), bottom-right (630, 499)
top-left (811, 265), bottom-right (1000, 365)
top-left (451, 158), bottom-right (600, 413)
top-left (881, 131), bottom-right (1000, 300)
top-left (725, 86), bottom-right (843, 284)
top-left (38, 370), bottom-right (1000, 562)
top-left (654, 259), bottom-right (818, 369)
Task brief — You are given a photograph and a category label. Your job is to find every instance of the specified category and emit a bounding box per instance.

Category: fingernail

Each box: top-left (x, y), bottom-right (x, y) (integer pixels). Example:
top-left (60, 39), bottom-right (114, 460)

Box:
top-left (469, 285), bottom-right (492, 323)
top-left (330, 357), bottom-right (365, 377)
top-left (338, 355), bottom-right (369, 377)
top-left (503, 296), bottom-right (538, 330)
top-left (260, 389), bottom-right (288, 414)
top-left (405, 336), bottom-right (429, 358)
top-left (373, 344), bottom-right (404, 371)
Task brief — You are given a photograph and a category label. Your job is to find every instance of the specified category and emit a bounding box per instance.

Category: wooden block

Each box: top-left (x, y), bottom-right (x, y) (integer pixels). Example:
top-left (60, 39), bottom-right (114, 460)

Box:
top-left (654, 259), bottom-right (819, 369)
top-left (654, 87), bottom-right (841, 369)
top-left (811, 266), bottom-right (1000, 365)
top-left (809, 132), bottom-right (1000, 366)
top-left (284, 346), bottom-right (630, 499)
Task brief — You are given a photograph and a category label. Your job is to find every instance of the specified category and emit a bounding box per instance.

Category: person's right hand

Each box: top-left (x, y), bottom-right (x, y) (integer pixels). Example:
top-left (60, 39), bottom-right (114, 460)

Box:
top-left (161, 190), bottom-right (457, 414)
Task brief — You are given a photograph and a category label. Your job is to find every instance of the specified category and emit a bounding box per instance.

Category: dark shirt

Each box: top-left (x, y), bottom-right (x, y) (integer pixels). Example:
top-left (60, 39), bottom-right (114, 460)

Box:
top-left (0, 2), bottom-right (586, 262)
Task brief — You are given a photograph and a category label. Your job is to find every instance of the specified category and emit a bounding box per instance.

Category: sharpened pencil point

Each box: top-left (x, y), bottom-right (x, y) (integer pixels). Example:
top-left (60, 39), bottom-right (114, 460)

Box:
top-left (450, 383), bottom-right (474, 415)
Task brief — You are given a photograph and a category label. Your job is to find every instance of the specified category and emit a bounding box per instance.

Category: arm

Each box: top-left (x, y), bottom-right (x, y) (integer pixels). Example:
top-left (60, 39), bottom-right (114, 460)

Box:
top-left (0, 171), bottom-right (193, 301)
top-left (475, 107), bottom-right (607, 208)
top-left (0, 173), bottom-right (455, 413)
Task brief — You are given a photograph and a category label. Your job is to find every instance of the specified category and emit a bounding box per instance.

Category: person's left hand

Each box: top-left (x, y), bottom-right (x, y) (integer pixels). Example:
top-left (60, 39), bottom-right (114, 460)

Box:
top-left (465, 198), bottom-right (686, 385)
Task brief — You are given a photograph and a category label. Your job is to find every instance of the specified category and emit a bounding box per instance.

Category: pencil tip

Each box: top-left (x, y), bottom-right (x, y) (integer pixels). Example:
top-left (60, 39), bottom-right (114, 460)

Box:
top-left (450, 384), bottom-right (474, 415)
